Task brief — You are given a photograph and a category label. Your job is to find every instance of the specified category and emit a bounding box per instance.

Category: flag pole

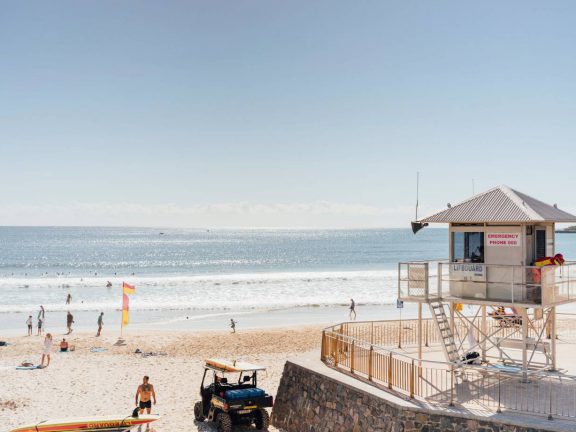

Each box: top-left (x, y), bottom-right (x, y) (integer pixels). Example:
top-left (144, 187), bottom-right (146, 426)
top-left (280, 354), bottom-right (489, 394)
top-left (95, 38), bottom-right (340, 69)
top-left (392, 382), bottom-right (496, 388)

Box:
top-left (120, 282), bottom-right (123, 338)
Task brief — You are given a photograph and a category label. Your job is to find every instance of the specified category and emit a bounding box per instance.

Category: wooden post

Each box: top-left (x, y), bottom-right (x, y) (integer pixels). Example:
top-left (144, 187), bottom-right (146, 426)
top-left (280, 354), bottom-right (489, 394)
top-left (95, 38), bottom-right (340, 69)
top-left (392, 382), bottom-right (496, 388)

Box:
top-left (521, 306), bottom-right (528, 381)
top-left (497, 372), bottom-right (501, 413)
top-left (321, 330), bottom-right (326, 361)
top-left (350, 340), bottom-right (355, 373)
top-left (388, 352), bottom-right (393, 389)
top-left (398, 309), bottom-right (402, 349)
top-left (450, 302), bottom-right (455, 354)
top-left (335, 332), bottom-right (340, 367)
top-left (449, 364), bottom-right (454, 406)
top-left (551, 307), bottom-right (557, 371)
top-left (371, 321), bottom-right (374, 345)
top-left (548, 374), bottom-right (553, 420)
top-left (481, 305), bottom-right (487, 361)
top-left (368, 346), bottom-right (373, 381)
top-left (410, 359), bottom-right (415, 398)
top-left (418, 303), bottom-right (423, 363)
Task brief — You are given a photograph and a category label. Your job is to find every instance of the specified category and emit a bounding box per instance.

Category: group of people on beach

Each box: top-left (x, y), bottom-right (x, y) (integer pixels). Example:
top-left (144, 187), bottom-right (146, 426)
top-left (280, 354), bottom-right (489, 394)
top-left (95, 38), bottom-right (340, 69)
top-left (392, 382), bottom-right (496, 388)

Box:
top-left (26, 304), bottom-right (106, 369)
top-left (26, 306), bottom-right (104, 338)
top-left (26, 305), bottom-right (45, 336)
top-left (34, 333), bottom-right (158, 415)
top-left (37, 333), bottom-right (68, 368)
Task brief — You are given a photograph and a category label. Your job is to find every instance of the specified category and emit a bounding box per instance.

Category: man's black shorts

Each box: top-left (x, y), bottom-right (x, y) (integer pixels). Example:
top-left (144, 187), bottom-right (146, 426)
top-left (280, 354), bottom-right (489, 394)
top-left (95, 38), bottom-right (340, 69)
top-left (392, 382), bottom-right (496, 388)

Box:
top-left (139, 400), bottom-right (152, 409)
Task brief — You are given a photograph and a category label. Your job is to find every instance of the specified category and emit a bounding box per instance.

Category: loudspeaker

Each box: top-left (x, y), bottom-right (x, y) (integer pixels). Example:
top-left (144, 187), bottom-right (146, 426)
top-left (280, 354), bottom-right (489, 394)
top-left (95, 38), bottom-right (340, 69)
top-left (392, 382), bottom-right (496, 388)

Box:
top-left (411, 221), bottom-right (428, 234)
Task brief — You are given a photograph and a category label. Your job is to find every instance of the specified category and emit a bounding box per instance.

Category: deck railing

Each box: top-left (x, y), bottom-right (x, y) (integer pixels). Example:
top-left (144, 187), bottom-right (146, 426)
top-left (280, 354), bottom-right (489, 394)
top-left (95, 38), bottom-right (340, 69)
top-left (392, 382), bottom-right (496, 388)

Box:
top-left (399, 260), bottom-right (576, 307)
top-left (321, 319), bottom-right (576, 420)
top-left (336, 316), bottom-right (550, 350)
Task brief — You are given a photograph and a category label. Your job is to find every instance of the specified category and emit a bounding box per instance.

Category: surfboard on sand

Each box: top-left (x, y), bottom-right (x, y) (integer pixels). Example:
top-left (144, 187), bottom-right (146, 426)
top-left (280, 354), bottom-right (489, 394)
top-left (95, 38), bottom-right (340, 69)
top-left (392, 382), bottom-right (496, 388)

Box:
top-left (10, 414), bottom-right (160, 432)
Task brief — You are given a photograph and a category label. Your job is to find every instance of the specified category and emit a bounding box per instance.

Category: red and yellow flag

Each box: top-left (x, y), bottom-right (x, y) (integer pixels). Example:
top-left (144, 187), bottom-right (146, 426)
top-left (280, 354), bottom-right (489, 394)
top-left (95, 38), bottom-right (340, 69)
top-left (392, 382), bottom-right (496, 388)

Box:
top-left (121, 282), bottom-right (136, 327)
top-left (122, 294), bottom-right (130, 326)
top-left (123, 282), bottom-right (136, 295)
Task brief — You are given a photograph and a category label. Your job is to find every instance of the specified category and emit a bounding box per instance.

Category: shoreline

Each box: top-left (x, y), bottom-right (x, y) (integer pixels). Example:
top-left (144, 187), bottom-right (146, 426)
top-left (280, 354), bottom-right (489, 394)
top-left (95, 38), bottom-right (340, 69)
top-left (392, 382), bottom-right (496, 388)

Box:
top-left (4, 301), bottom-right (576, 338)
top-left (0, 303), bottom-right (424, 337)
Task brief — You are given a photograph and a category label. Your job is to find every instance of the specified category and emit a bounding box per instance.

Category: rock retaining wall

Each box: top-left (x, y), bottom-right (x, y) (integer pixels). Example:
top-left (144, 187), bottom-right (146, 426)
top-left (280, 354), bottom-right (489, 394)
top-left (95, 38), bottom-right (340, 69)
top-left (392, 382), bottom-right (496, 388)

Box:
top-left (272, 360), bottom-right (562, 432)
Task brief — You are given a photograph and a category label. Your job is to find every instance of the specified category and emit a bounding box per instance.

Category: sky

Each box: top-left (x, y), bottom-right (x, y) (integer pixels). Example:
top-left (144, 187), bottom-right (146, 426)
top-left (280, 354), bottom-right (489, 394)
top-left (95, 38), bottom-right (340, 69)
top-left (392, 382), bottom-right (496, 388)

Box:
top-left (1, 1), bottom-right (576, 228)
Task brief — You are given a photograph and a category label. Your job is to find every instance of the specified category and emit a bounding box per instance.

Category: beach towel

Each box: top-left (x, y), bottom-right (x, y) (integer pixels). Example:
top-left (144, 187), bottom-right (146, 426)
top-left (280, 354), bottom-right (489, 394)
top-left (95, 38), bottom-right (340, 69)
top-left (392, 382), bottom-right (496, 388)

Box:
top-left (90, 347), bottom-right (108, 353)
top-left (141, 351), bottom-right (167, 358)
top-left (16, 365), bottom-right (42, 370)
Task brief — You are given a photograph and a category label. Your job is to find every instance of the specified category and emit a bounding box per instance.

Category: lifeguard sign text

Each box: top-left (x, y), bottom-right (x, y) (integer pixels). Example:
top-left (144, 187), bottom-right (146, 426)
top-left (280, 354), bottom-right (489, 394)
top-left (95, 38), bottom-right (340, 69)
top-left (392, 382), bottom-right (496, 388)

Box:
top-left (487, 233), bottom-right (520, 247)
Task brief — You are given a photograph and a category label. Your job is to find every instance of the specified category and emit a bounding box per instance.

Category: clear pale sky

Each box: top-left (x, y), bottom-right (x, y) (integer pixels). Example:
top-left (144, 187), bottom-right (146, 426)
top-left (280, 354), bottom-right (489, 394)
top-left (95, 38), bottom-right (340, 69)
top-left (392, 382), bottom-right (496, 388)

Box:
top-left (1, 1), bottom-right (576, 228)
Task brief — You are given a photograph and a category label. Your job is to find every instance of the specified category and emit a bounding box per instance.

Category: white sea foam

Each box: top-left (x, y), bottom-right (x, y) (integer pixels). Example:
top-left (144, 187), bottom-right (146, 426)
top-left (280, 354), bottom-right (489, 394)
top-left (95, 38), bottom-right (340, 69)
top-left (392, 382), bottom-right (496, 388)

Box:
top-left (0, 269), bottom-right (399, 313)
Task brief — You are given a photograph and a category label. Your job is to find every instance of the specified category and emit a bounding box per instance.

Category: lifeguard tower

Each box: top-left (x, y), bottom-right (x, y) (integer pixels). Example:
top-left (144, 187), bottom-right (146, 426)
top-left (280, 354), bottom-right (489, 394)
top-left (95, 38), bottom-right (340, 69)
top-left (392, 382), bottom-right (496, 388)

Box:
top-left (399, 186), bottom-right (576, 374)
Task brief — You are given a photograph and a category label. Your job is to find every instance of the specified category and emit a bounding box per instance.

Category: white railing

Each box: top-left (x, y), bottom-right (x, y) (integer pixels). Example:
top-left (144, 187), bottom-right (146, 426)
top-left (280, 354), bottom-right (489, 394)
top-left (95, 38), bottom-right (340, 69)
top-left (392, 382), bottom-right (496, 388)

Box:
top-left (399, 260), bottom-right (576, 307)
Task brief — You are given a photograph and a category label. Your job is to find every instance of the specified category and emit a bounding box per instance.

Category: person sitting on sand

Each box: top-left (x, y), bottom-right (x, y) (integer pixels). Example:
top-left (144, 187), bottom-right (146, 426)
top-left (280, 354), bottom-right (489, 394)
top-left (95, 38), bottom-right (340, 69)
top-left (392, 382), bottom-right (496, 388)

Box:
top-left (26, 315), bottom-right (33, 336)
top-left (230, 318), bottom-right (237, 333)
top-left (60, 338), bottom-right (69, 352)
top-left (135, 375), bottom-right (157, 415)
top-left (66, 311), bottom-right (74, 334)
top-left (41, 333), bottom-right (53, 368)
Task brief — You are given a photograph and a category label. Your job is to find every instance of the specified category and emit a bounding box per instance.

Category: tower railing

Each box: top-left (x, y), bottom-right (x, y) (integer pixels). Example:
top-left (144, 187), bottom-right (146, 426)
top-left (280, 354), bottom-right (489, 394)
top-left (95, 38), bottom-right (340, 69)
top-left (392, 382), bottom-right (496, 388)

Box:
top-left (398, 260), bottom-right (576, 307)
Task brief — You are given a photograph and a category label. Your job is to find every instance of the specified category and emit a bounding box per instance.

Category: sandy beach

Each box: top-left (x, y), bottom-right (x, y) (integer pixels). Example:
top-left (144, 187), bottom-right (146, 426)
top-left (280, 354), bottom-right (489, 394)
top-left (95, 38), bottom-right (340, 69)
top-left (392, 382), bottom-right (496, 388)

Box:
top-left (0, 325), bottom-right (324, 432)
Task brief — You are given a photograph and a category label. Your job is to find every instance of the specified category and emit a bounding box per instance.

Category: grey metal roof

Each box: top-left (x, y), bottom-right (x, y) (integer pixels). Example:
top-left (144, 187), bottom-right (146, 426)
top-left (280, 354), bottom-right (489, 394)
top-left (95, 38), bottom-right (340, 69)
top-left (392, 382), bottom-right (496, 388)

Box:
top-left (420, 186), bottom-right (576, 223)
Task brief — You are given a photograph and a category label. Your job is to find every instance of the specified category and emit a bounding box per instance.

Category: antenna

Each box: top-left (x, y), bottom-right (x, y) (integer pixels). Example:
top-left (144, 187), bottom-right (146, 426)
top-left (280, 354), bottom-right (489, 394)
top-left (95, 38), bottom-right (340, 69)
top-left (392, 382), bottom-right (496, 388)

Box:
top-left (415, 171), bottom-right (419, 220)
top-left (411, 171), bottom-right (428, 234)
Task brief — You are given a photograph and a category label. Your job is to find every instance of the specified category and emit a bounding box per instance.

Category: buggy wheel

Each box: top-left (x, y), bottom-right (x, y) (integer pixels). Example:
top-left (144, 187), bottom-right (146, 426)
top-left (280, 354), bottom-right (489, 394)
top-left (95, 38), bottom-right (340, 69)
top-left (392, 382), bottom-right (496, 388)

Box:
top-left (193, 401), bottom-right (205, 422)
top-left (254, 408), bottom-right (270, 430)
top-left (216, 412), bottom-right (233, 432)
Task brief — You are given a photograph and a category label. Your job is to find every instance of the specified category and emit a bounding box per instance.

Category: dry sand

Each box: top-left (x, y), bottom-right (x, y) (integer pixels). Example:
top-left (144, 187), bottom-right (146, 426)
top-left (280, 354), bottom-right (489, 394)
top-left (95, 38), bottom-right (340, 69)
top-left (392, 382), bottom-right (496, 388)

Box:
top-left (0, 325), bottom-right (325, 432)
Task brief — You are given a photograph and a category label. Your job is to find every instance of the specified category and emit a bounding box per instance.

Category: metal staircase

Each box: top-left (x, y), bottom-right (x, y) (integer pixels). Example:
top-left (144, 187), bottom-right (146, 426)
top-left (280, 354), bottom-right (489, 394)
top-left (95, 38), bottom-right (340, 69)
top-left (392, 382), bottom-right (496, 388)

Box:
top-left (429, 301), bottom-right (459, 363)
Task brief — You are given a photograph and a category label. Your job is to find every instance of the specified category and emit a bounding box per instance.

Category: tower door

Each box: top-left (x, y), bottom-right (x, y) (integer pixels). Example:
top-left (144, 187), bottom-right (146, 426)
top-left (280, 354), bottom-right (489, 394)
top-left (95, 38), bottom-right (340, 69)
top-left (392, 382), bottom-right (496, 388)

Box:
top-left (535, 228), bottom-right (547, 260)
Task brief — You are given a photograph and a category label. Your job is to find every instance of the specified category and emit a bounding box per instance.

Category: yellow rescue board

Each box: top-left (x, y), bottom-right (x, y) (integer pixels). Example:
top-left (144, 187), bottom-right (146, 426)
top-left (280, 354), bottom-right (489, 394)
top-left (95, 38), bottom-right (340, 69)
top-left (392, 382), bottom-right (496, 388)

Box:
top-left (205, 358), bottom-right (266, 372)
top-left (10, 414), bottom-right (160, 432)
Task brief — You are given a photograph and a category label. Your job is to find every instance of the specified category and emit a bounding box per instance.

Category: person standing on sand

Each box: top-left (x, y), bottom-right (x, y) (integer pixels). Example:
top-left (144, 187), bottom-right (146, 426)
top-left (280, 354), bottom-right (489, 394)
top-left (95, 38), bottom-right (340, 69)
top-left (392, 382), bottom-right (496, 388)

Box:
top-left (96, 312), bottom-right (104, 337)
top-left (66, 293), bottom-right (72, 304)
top-left (26, 315), bottom-right (33, 336)
top-left (349, 298), bottom-right (356, 320)
top-left (66, 311), bottom-right (74, 334)
top-left (40, 333), bottom-right (53, 368)
top-left (37, 305), bottom-right (45, 328)
top-left (135, 376), bottom-right (157, 414)
top-left (230, 318), bottom-right (237, 333)
top-left (37, 316), bottom-right (43, 336)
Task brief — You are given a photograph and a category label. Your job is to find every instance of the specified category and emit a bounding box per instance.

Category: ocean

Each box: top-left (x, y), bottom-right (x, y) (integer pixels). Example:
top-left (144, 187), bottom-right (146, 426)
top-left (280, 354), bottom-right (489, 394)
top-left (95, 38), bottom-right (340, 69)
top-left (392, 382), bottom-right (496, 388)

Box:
top-left (1, 227), bottom-right (574, 332)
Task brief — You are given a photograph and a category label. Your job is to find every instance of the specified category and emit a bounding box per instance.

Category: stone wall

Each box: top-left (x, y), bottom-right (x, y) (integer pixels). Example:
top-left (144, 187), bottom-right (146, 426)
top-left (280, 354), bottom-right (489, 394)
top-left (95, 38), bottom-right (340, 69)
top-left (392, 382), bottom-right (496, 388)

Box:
top-left (272, 360), bottom-right (564, 432)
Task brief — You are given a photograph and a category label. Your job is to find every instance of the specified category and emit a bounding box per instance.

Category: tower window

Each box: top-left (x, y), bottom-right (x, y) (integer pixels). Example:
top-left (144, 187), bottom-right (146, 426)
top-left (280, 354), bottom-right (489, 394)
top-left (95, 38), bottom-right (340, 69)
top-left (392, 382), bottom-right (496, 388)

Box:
top-left (452, 232), bottom-right (484, 263)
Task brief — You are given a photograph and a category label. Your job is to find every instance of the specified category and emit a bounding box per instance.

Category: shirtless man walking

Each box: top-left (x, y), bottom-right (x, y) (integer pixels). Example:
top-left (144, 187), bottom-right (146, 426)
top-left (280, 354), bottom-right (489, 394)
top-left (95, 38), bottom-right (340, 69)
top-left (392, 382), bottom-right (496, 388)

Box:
top-left (135, 375), bottom-right (157, 414)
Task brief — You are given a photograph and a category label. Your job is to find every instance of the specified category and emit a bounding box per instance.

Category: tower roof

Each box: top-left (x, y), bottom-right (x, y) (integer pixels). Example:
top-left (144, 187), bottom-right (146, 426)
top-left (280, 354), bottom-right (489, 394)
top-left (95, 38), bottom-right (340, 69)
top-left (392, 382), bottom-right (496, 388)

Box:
top-left (420, 186), bottom-right (576, 224)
